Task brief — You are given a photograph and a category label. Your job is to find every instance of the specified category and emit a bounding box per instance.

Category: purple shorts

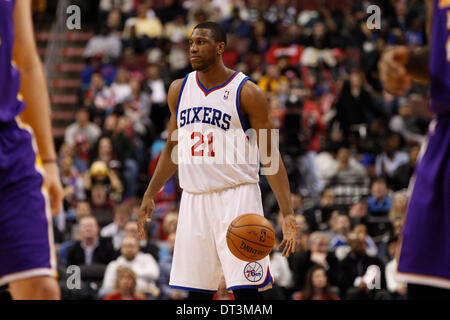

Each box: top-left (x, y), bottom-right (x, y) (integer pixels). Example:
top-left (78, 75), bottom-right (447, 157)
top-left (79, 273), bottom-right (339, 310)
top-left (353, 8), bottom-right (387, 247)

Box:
top-left (0, 119), bottom-right (56, 286)
top-left (397, 115), bottom-right (450, 289)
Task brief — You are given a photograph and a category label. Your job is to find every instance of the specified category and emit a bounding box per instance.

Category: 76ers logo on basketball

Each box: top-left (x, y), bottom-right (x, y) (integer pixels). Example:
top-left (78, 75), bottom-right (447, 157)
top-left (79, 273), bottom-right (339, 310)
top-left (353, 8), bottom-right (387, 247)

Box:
top-left (244, 262), bottom-right (263, 282)
top-left (223, 90), bottom-right (230, 100)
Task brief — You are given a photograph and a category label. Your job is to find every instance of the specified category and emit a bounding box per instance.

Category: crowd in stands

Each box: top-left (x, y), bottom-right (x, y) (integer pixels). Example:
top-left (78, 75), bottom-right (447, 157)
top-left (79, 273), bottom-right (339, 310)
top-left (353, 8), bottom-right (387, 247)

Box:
top-left (48, 0), bottom-right (431, 300)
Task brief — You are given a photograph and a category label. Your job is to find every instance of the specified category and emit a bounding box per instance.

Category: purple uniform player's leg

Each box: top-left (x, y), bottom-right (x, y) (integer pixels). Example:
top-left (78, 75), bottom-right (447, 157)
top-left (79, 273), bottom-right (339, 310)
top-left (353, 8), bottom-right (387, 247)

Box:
top-left (397, 116), bottom-right (450, 289)
top-left (0, 120), bottom-right (56, 286)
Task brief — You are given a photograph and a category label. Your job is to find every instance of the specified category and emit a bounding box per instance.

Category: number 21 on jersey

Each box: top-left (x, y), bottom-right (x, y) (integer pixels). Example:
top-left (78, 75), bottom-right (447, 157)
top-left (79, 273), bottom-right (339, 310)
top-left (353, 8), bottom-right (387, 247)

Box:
top-left (191, 132), bottom-right (215, 157)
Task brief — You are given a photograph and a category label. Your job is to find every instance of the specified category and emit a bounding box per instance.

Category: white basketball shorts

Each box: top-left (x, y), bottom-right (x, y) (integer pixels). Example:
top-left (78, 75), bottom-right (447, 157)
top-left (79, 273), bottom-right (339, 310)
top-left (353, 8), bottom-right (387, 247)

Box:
top-left (169, 183), bottom-right (274, 293)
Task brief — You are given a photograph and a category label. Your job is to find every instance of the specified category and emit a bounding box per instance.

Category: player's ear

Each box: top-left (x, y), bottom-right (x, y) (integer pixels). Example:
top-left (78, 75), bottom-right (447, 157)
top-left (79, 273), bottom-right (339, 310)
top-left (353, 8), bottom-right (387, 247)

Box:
top-left (216, 42), bottom-right (225, 56)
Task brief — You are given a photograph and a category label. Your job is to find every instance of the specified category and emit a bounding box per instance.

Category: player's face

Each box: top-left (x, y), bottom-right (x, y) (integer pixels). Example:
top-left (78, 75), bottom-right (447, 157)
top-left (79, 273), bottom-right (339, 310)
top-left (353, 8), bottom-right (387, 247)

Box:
top-left (189, 29), bottom-right (219, 71)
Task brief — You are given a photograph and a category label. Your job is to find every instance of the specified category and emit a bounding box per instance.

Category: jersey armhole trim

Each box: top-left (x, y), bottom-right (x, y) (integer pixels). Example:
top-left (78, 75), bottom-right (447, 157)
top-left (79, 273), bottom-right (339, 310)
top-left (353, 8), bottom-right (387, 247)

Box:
top-left (236, 76), bottom-right (251, 132)
top-left (175, 73), bottom-right (190, 121)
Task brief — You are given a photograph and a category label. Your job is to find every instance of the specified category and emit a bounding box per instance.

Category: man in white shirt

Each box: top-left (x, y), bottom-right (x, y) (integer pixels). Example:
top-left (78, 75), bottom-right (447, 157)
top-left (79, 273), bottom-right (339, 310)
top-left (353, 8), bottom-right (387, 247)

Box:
top-left (100, 205), bottom-right (130, 251)
top-left (99, 236), bottom-right (160, 298)
top-left (64, 108), bottom-right (101, 148)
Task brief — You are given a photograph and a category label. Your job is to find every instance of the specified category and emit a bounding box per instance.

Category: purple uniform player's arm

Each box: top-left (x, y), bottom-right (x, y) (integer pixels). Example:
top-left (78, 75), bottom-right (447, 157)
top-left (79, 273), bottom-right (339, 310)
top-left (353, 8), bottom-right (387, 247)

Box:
top-left (13, 0), bottom-right (63, 214)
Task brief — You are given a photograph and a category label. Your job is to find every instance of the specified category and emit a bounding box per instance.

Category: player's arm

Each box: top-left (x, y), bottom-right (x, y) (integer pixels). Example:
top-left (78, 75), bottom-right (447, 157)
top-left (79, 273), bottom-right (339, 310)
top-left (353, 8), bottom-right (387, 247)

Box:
top-left (13, 0), bottom-right (63, 214)
top-left (378, 0), bottom-right (432, 94)
top-left (138, 79), bottom-right (182, 239)
top-left (239, 80), bottom-right (299, 257)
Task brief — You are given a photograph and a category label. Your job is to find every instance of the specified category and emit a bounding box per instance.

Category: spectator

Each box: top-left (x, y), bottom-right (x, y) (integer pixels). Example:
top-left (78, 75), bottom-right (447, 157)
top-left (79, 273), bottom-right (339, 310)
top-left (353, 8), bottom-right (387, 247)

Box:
top-left (257, 65), bottom-right (289, 94)
top-left (100, 205), bottom-right (131, 251)
top-left (327, 146), bottom-right (370, 206)
top-left (333, 223), bottom-right (378, 261)
top-left (164, 13), bottom-right (190, 43)
top-left (294, 265), bottom-right (339, 300)
top-left (389, 191), bottom-right (408, 222)
top-left (89, 183), bottom-right (117, 225)
top-left (84, 72), bottom-right (116, 122)
top-left (385, 236), bottom-right (408, 300)
top-left (375, 133), bottom-right (409, 179)
top-left (84, 25), bottom-right (122, 60)
top-left (366, 178), bottom-right (393, 242)
top-left (124, 221), bottom-right (160, 261)
top-left (298, 97), bottom-right (326, 201)
top-left (328, 213), bottom-right (351, 251)
top-left (106, 8), bottom-right (124, 33)
top-left (158, 232), bottom-right (187, 300)
top-left (64, 108), bottom-right (102, 148)
top-left (100, 236), bottom-right (160, 298)
top-left (389, 102), bottom-right (425, 145)
top-left (156, 0), bottom-right (186, 25)
top-left (60, 156), bottom-right (86, 207)
top-left (68, 200), bottom-right (93, 240)
top-left (221, 7), bottom-right (251, 38)
top-left (303, 188), bottom-right (338, 231)
top-left (160, 211), bottom-right (178, 242)
top-left (338, 230), bottom-right (390, 300)
top-left (101, 115), bottom-right (140, 198)
top-left (126, 78), bottom-right (152, 138)
top-left (99, 0), bottom-right (134, 18)
top-left (335, 70), bottom-right (384, 140)
top-left (123, 3), bottom-right (164, 53)
top-left (65, 215), bottom-right (116, 299)
top-left (84, 158), bottom-right (123, 201)
top-left (266, 236), bottom-right (294, 299)
top-left (292, 231), bottom-right (339, 291)
top-left (104, 266), bottom-right (146, 300)
top-left (110, 67), bottom-right (132, 104)
top-left (146, 64), bottom-right (168, 132)
top-left (391, 145), bottom-right (419, 191)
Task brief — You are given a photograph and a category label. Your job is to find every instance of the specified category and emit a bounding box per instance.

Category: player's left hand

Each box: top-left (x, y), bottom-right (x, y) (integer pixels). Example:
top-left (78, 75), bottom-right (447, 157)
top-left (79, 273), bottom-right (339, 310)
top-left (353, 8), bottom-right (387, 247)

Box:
top-left (43, 162), bottom-right (64, 216)
top-left (277, 214), bottom-right (301, 258)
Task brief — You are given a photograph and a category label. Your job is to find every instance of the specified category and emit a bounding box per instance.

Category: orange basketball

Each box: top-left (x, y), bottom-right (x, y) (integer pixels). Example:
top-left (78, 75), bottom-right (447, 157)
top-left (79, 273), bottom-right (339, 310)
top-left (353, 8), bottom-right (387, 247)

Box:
top-left (226, 213), bottom-right (275, 262)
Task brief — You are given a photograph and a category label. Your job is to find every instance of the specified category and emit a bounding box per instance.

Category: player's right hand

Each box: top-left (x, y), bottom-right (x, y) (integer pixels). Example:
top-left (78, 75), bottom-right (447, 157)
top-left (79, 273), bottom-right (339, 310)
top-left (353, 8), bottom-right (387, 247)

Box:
top-left (43, 162), bottom-right (64, 216)
top-left (138, 195), bottom-right (155, 240)
top-left (378, 46), bottom-right (411, 96)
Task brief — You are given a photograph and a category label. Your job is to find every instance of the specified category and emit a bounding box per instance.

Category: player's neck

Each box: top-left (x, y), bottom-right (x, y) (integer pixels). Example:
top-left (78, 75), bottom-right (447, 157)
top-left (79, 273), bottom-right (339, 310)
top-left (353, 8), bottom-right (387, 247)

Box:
top-left (196, 61), bottom-right (234, 89)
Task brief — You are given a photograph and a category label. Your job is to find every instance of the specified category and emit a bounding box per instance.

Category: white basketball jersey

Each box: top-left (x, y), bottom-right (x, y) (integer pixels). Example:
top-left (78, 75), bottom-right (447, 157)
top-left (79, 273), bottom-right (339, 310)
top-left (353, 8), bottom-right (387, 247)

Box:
top-left (176, 70), bottom-right (260, 193)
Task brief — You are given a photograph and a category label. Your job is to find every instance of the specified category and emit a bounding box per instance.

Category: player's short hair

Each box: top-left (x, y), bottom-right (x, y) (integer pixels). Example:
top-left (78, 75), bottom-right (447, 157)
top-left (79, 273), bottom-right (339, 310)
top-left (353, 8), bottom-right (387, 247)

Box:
top-left (193, 21), bottom-right (227, 45)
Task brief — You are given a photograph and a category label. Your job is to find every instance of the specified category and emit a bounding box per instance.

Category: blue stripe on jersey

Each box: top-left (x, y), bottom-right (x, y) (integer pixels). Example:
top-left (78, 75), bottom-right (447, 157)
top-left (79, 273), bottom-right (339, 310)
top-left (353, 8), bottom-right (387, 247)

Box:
top-left (175, 73), bottom-right (189, 121)
top-left (236, 76), bottom-right (251, 132)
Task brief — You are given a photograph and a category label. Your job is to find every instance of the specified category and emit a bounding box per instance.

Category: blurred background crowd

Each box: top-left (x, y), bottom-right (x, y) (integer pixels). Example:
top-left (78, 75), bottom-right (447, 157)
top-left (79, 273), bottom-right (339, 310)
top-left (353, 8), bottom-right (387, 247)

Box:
top-left (6, 0), bottom-right (433, 300)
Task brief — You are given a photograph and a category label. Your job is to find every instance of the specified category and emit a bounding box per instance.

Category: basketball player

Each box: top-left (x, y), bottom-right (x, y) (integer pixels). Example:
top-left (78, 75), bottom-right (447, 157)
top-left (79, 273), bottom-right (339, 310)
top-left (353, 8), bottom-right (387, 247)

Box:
top-left (138, 22), bottom-right (299, 300)
top-left (0, 0), bottom-right (63, 299)
top-left (379, 0), bottom-right (449, 299)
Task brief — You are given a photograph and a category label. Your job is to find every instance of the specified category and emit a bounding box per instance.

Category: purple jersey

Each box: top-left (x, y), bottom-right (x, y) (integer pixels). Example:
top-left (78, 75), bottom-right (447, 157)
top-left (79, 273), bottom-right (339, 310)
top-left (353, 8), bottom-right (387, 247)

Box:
top-left (0, 0), bottom-right (25, 123)
top-left (0, 1), bottom-right (57, 286)
top-left (396, 0), bottom-right (450, 290)
top-left (430, 0), bottom-right (450, 115)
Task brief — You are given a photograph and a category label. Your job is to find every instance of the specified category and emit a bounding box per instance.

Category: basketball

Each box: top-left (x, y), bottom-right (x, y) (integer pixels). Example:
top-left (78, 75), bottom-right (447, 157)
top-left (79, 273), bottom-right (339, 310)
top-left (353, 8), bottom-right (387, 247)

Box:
top-left (226, 213), bottom-right (275, 262)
